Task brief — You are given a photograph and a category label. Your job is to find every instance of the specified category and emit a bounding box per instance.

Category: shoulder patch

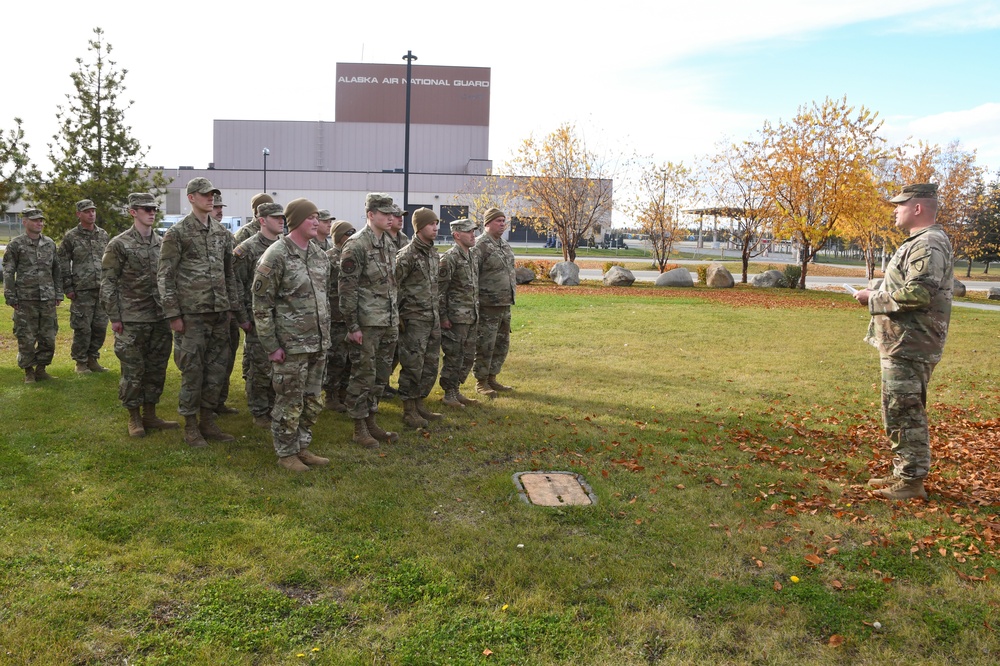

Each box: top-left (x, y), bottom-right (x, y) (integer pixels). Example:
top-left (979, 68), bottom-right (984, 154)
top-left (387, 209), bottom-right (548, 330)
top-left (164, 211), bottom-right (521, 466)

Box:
top-left (252, 278), bottom-right (266, 294)
top-left (341, 257), bottom-right (358, 275)
top-left (234, 245), bottom-right (245, 257)
top-left (257, 263), bottom-right (272, 277)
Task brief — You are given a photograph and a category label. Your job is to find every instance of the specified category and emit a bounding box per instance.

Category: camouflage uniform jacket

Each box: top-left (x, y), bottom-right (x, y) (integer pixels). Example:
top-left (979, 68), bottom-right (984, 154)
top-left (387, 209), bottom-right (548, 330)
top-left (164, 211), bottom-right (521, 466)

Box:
top-left (326, 245), bottom-right (346, 323)
top-left (252, 236), bottom-right (331, 355)
top-left (314, 236), bottom-right (331, 252)
top-left (157, 213), bottom-right (241, 321)
top-left (438, 243), bottom-right (479, 325)
top-left (865, 224), bottom-right (954, 364)
top-left (395, 235), bottom-right (440, 322)
top-left (339, 225), bottom-right (398, 332)
top-left (233, 232), bottom-right (278, 327)
top-left (474, 233), bottom-right (516, 306)
top-left (59, 224), bottom-right (110, 294)
top-left (388, 230), bottom-right (409, 254)
top-left (3, 234), bottom-right (62, 305)
top-left (234, 219), bottom-right (261, 245)
top-left (101, 227), bottom-right (164, 323)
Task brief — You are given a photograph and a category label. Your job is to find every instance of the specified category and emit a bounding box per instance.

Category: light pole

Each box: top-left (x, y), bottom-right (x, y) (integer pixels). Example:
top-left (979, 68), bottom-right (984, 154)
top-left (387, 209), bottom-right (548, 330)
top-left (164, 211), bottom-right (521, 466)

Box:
top-left (402, 50), bottom-right (417, 232)
top-left (262, 147), bottom-right (270, 193)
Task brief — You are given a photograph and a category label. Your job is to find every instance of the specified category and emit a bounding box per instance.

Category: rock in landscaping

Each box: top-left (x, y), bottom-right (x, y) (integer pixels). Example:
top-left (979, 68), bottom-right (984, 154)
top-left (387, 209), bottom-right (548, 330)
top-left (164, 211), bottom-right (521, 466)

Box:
top-left (654, 267), bottom-right (693, 287)
top-left (515, 267), bottom-right (535, 284)
top-left (749, 270), bottom-right (788, 288)
top-left (706, 263), bottom-right (735, 288)
top-left (953, 279), bottom-right (966, 297)
top-left (603, 265), bottom-right (635, 287)
top-left (549, 261), bottom-right (580, 286)
top-left (988, 287), bottom-right (1000, 301)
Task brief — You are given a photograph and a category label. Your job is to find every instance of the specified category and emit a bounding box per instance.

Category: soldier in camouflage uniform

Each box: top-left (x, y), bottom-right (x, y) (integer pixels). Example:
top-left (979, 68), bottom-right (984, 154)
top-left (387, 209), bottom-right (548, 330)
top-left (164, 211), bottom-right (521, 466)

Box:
top-left (473, 207), bottom-right (516, 398)
top-left (3, 208), bottom-right (62, 383)
top-left (234, 193), bottom-right (273, 245)
top-left (212, 193), bottom-right (241, 415)
top-left (252, 198), bottom-right (332, 472)
top-left (395, 208), bottom-right (444, 428)
top-left (59, 199), bottom-right (110, 374)
top-left (382, 204), bottom-right (410, 398)
top-left (233, 203), bottom-right (285, 429)
top-left (323, 220), bottom-right (356, 412)
top-left (157, 177), bottom-right (245, 448)
top-left (315, 210), bottom-right (334, 251)
top-left (101, 193), bottom-right (178, 437)
top-left (339, 193), bottom-right (401, 447)
top-left (438, 218), bottom-right (480, 408)
top-left (854, 183), bottom-right (954, 501)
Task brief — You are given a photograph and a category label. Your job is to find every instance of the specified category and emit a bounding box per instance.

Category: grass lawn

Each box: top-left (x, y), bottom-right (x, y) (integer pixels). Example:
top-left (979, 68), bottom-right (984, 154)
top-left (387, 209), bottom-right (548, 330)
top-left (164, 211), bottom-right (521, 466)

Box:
top-left (2, 285), bottom-right (1000, 665)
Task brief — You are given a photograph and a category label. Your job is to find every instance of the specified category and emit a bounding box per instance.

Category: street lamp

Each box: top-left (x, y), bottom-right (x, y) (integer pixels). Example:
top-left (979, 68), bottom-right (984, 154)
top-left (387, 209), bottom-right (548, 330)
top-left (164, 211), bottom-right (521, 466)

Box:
top-left (402, 51), bottom-right (417, 224)
top-left (262, 147), bottom-right (270, 193)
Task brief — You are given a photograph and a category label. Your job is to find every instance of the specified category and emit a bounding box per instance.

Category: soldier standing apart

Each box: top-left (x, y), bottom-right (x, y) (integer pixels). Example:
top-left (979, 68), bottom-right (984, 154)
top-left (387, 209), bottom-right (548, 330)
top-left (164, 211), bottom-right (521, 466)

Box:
top-left (438, 218), bottom-right (480, 408)
top-left (101, 193), bottom-right (178, 437)
top-left (853, 183), bottom-right (954, 501)
top-left (252, 198), bottom-right (332, 472)
top-left (233, 202), bottom-right (285, 429)
top-left (157, 178), bottom-right (245, 448)
top-left (59, 199), bottom-right (110, 374)
top-left (323, 220), bottom-right (356, 412)
top-left (473, 207), bottom-right (516, 398)
top-left (339, 193), bottom-right (401, 447)
top-left (212, 193), bottom-right (241, 414)
top-left (3, 208), bottom-right (62, 383)
top-left (396, 208), bottom-right (444, 428)
top-left (315, 210), bottom-right (334, 251)
top-left (234, 193), bottom-right (273, 245)
top-left (383, 204), bottom-right (410, 398)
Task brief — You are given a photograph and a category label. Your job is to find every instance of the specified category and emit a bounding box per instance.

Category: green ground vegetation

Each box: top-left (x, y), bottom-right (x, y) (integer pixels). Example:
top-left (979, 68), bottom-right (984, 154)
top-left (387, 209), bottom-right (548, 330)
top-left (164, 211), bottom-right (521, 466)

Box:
top-left (1, 285), bottom-right (999, 664)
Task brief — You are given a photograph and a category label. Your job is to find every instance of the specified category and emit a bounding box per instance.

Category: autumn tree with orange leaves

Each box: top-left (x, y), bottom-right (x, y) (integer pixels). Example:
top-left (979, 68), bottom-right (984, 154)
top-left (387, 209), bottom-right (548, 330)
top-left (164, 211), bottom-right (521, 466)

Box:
top-left (625, 161), bottom-right (697, 272)
top-left (754, 97), bottom-right (888, 288)
top-left (506, 123), bottom-right (617, 263)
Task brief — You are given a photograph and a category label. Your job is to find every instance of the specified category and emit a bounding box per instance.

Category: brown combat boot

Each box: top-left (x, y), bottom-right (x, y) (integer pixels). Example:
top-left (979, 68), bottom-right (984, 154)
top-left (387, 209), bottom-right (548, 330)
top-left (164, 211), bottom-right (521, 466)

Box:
top-left (366, 413), bottom-right (399, 443)
top-left (143, 403), bottom-right (179, 430)
top-left (876, 478), bottom-right (928, 500)
top-left (127, 407), bottom-right (146, 438)
top-left (456, 391), bottom-right (479, 406)
top-left (34, 366), bottom-right (56, 381)
top-left (402, 399), bottom-right (429, 428)
top-left (215, 403), bottom-right (239, 415)
top-left (352, 418), bottom-right (378, 448)
top-left (199, 408), bottom-right (235, 442)
top-left (253, 414), bottom-right (271, 429)
top-left (87, 357), bottom-right (109, 373)
top-left (324, 390), bottom-right (347, 412)
top-left (297, 449), bottom-right (330, 467)
top-left (488, 374), bottom-right (513, 392)
top-left (442, 389), bottom-right (465, 408)
top-left (184, 415), bottom-right (208, 448)
top-left (75, 361), bottom-right (92, 374)
top-left (866, 474), bottom-right (898, 489)
top-left (475, 377), bottom-right (497, 399)
top-left (24, 367), bottom-right (36, 384)
top-left (278, 455), bottom-right (310, 473)
top-left (415, 398), bottom-right (443, 421)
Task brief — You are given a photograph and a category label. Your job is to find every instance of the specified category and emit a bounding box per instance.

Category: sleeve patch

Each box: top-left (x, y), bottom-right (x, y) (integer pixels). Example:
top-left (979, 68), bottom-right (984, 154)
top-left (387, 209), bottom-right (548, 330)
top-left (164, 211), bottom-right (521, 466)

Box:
top-left (234, 245), bottom-right (245, 257)
top-left (252, 278), bottom-right (265, 294)
top-left (257, 263), bottom-right (272, 276)
top-left (341, 258), bottom-right (358, 275)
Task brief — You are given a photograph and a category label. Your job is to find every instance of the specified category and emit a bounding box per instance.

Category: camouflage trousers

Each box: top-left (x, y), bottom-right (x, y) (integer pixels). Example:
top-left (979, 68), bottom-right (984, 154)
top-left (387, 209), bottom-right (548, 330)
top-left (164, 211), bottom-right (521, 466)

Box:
top-left (114, 320), bottom-right (171, 408)
top-left (440, 321), bottom-right (477, 391)
top-left (474, 305), bottom-right (511, 379)
top-left (12, 300), bottom-right (58, 369)
top-left (242, 332), bottom-right (275, 418)
top-left (323, 321), bottom-right (351, 394)
top-left (346, 325), bottom-right (398, 419)
top-left (881, 356), bottom-right (936, 481)
top-left (271, 351), bottom-right (325, 458)
top-left (173, 312), bottom-right (231, 416)
top-left (219, 317), bottom-right (242, 406)
top-left (397, 318), bottom-right (441, 400)
top-left (68, 289), bottom-right (108, 362)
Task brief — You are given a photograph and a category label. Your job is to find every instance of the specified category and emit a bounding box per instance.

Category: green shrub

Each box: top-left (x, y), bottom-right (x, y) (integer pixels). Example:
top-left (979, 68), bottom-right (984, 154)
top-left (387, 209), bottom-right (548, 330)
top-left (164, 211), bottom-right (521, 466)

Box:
top-left (603, 261), bottom-right (625, 273)
top-left (782, 264), bottom-right (802, 288)
top-left (517, 259), bottom-right (555, 280)
top-left (696, 265), bottom-right (708, 284)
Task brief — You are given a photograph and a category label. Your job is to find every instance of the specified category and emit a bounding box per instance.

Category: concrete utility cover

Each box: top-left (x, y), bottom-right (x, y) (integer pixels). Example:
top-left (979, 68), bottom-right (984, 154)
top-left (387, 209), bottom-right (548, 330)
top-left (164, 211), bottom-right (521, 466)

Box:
top-left (515, 472), bottom-right (594, 506)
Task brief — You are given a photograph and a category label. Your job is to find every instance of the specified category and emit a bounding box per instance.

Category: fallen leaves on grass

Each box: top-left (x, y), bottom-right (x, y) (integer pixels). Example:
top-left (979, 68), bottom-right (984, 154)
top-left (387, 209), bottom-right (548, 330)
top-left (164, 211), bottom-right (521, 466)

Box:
top-left (517, 283), bottom-right (857, 309)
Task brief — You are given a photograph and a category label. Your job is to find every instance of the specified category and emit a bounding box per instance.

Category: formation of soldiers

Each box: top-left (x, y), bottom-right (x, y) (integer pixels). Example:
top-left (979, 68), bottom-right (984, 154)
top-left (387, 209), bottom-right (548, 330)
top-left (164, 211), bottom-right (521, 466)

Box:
top-left (2, 178), bottom-right (518, 473)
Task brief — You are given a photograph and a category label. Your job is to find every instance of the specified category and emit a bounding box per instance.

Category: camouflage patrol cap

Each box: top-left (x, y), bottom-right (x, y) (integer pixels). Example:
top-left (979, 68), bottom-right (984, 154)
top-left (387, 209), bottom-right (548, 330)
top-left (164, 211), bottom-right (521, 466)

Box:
top-left (250, 192), bottom-right (273, 216)
top-left (76, 199), bottom-right (97, 212)
top-left (128, 193), bottom-right (158, 210)
top-left (213, 193), bottom-right (226, 207)
top-left (186, 177), bottom-right (221, 196)
top-left (412, 207), bottom-right (439, 232)
top-left (450, 218), bottom-right (477, 233)
top-left (284, 198), bottom-right (319, 231)
top-left (317, 209), bottom-right (336, 221)
top-left (331, 220), bottom-right (355, 243)
top-left (22, 208), bottom-right (45, 220)
top-left (365, 192), bottom-right (396, 213)
top-left (257, 202), bottom-right (285, 218)
top-left (391, 203), bottom-right (407, 217)
top-left (888, 183), bottom-right (938, 204)
top-left (483, 207), bottom-right (506, 224)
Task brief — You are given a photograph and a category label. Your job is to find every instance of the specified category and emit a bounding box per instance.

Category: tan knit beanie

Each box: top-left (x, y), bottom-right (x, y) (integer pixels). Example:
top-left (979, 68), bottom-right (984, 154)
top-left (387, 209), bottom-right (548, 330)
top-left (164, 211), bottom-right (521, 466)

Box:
top-left (483, 207), bottom-right (505, 225)
top-left (412, 208), bottom-right (439, 232)
top-left (251, 193), bottom-right (273, 217)
top-left (284, 198), bottom-right (319, 231)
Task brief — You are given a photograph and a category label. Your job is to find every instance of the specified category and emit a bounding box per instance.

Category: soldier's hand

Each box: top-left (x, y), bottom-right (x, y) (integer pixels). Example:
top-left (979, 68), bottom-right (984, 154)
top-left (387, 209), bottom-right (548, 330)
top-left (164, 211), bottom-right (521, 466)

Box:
top-left (170, 317), bottom-right (185, 333)
top-left (67, 292), bottom-right (76, 300)
top-left (441, 318), bottom-right (452, 330)
top-left (112, 321), bottom-right (124, 334)
top-left (240, 321), bottom-right (252, 332)
top-left (269, 348), bottom-right (286, 363)
top-left (56, 299), bottom-right (63, 306)
top-left (854, 289), bottom-right (871, 306)
top-left (347, 330), bottom-right (363, 345)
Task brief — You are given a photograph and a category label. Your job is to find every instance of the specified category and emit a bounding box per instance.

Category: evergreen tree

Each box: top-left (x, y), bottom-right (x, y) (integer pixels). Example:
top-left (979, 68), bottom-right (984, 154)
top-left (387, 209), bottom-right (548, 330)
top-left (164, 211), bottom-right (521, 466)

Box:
top-left (29, 27), bottom-right (169, 238)
top-left (0, 117), bottom-right (38, 217)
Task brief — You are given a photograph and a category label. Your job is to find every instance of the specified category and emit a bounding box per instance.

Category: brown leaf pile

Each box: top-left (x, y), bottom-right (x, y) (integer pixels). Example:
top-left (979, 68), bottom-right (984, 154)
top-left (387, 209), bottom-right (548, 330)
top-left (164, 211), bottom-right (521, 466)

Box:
top-left (518, 283), bottom-right (857, 309)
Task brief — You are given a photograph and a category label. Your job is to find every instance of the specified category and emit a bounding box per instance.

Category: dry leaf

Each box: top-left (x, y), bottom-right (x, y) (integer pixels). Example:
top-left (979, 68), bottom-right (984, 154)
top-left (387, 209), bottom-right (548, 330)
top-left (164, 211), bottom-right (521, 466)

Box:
top-left (828, 634), bottom-right (844, 647)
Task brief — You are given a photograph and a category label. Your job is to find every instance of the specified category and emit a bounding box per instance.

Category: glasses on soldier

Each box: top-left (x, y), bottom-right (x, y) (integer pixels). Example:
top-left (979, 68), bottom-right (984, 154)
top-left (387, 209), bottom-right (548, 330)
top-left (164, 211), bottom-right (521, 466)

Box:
top-left (139, 206), bottom-right (158, 213)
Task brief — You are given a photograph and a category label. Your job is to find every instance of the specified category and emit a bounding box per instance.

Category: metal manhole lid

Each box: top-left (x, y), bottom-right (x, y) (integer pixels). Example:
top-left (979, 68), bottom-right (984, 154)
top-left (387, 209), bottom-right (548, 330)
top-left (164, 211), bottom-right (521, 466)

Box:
top-left (513, 471), bottom-right (596, 506)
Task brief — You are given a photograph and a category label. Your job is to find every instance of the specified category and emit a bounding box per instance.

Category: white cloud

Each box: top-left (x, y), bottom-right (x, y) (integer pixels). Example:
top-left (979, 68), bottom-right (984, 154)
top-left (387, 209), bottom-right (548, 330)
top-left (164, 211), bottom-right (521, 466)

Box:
top-left (884, 103), bottom-right (1000, 173)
